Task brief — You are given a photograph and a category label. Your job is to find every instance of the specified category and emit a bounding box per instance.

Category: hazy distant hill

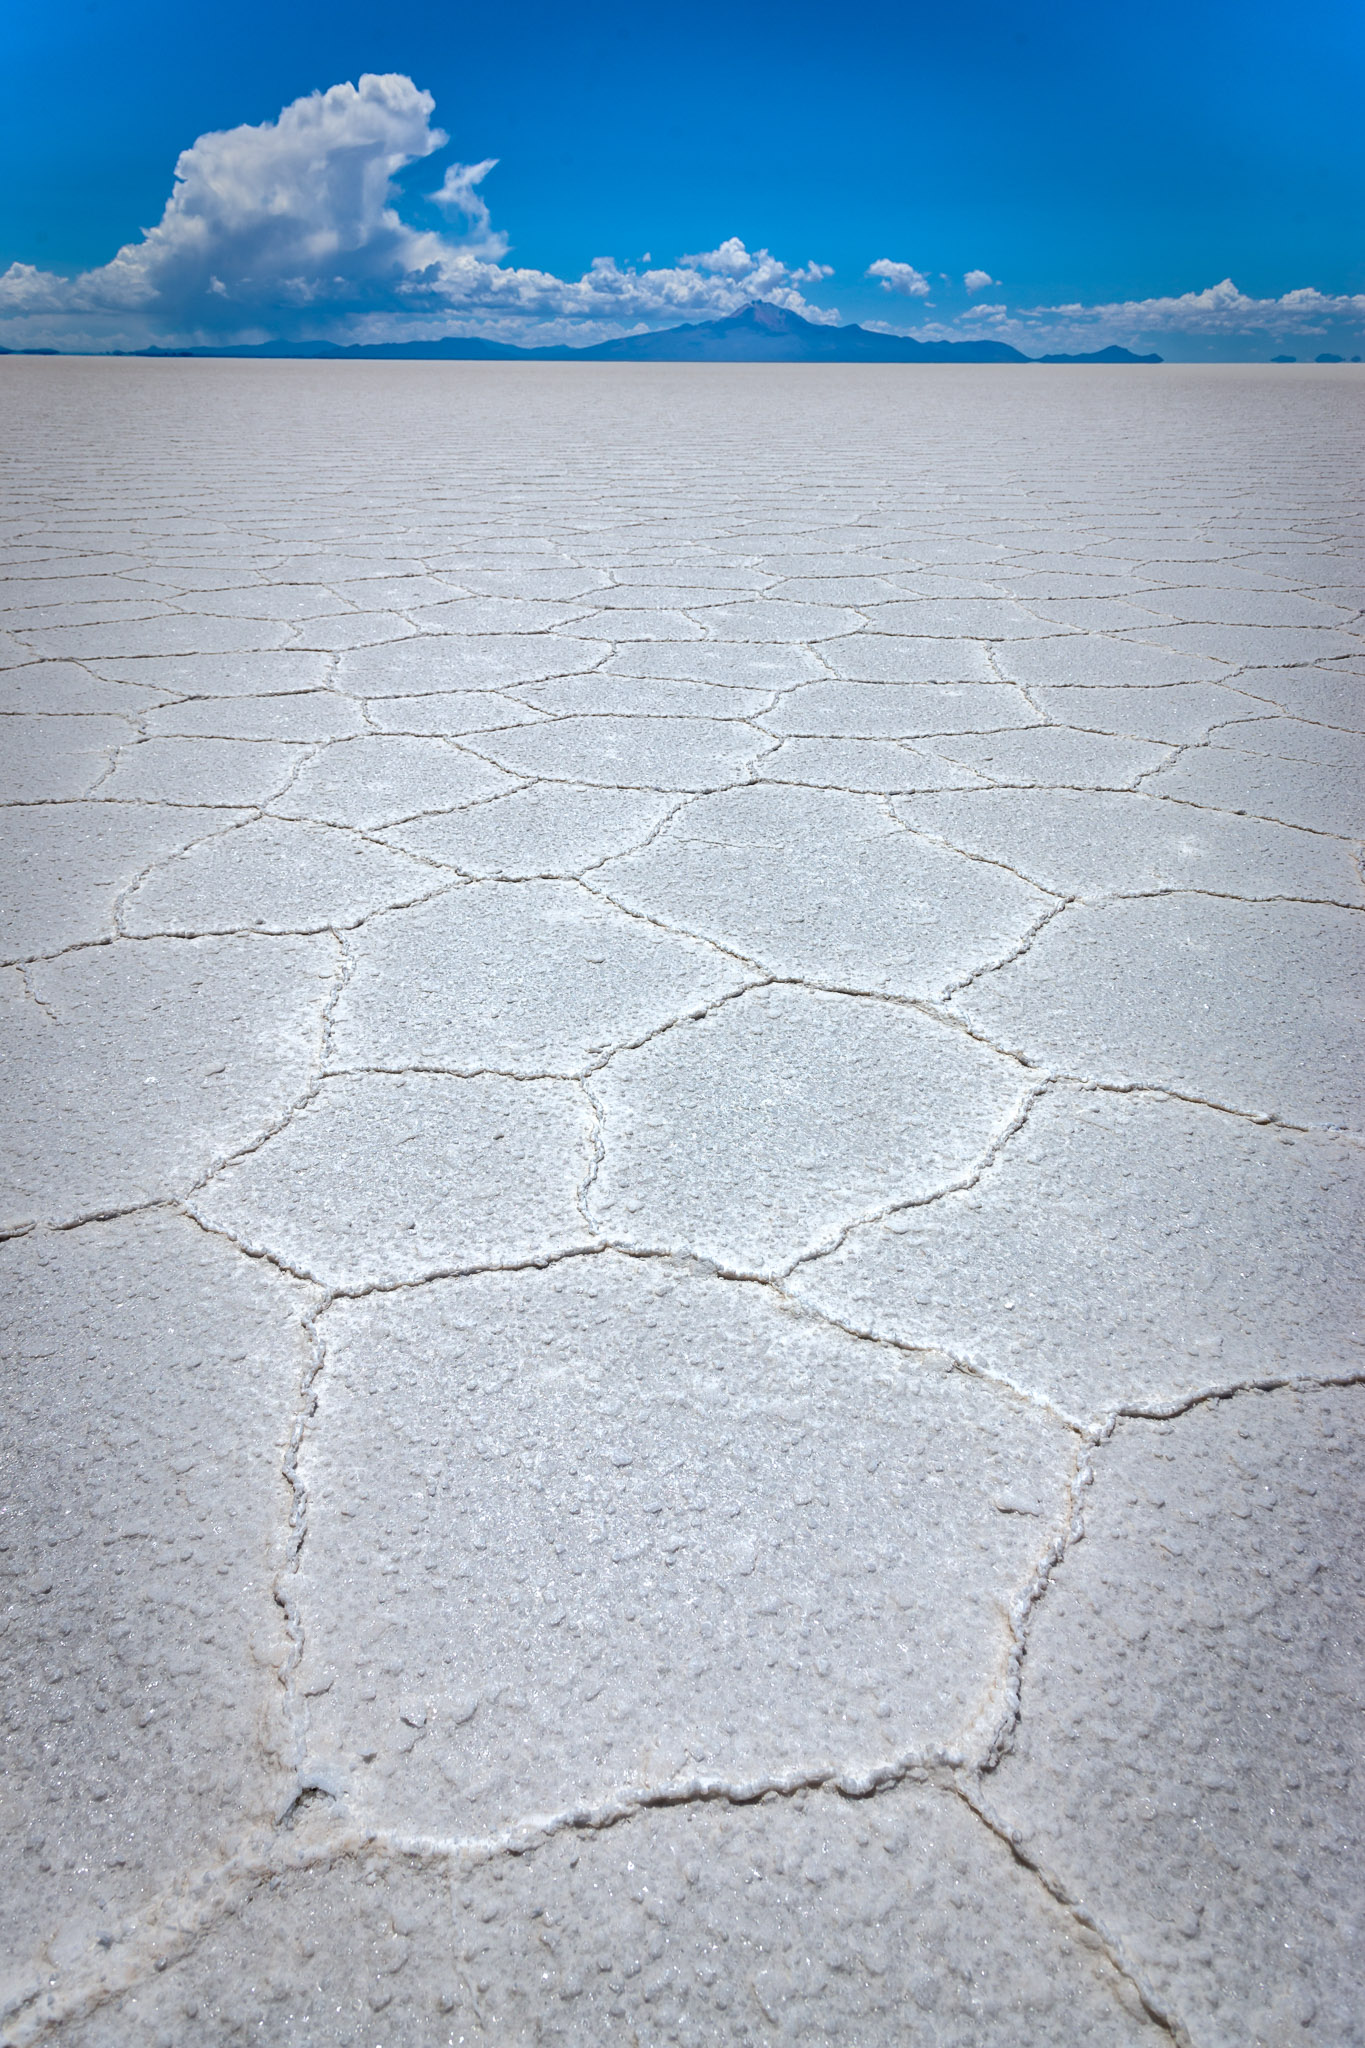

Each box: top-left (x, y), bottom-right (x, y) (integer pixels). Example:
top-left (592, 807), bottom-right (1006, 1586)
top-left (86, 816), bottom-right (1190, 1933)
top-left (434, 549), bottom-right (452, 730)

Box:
top-left (1035, 343), bottom-right (1164, 363)
top-left (117, 335), bottom-right (530, 362)
top-left (547, 302), bottom-right (1034, 362)
top-left (79, 301), bottom-right (1162, 364)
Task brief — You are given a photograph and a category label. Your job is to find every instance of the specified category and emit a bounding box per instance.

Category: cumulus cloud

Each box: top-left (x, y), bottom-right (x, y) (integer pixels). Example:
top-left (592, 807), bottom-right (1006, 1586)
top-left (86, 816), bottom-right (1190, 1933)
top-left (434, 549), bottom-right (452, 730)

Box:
top-left (0, 75), bottom-right (449, 332)
top-left (1035, 278), bottom-right (1365, 339)
top-left (683, 236), bottom-right (833, 285)
top-left (0, 75), bottom-right (841, 349)
top-left (867, 258), bottom-right (931, 298)
top-left (4, 79), bottom-right (1360, 360)
top-left (904, 277), bottom-right (1365, 356)
top-left (678, 238), bottom-right (837, 313)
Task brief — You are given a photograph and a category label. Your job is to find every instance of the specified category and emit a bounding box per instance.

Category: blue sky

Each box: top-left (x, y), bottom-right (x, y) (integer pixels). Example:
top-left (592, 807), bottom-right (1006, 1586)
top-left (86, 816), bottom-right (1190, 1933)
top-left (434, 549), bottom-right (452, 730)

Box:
top-left (3, 0), bottom-right (1363, 356)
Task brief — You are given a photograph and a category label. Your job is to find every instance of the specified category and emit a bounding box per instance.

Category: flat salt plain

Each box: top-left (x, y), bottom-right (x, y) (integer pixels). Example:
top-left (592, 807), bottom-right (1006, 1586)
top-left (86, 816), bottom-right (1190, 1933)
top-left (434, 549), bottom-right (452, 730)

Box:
top-left (1, 358), bottom-right (1362, 2047)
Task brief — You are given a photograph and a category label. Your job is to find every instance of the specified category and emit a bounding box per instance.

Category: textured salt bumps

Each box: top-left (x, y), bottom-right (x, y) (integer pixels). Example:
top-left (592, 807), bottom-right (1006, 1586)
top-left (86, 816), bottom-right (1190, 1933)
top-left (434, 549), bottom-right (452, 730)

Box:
top-left (3, 360), bottom-right (1362, 2048)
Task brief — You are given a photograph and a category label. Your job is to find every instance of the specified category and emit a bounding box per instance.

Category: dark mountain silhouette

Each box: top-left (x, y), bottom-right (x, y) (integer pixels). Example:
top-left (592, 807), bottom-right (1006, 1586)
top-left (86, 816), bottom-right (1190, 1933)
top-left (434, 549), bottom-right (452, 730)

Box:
top-left (545, 301), bottom-right (1033, 362)
top-left (122, 335), bottom-right (529, 362)
top-left (106, 301), bottom-right (1162, 365)
top-left (1036, 343), bottom-right (1163, 364)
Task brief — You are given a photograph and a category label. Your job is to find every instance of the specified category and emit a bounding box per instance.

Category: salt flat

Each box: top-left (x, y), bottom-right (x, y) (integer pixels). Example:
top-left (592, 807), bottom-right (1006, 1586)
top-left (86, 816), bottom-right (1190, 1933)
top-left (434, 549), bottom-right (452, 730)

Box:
top-left (1, 359), bottom-right (1362, 2047)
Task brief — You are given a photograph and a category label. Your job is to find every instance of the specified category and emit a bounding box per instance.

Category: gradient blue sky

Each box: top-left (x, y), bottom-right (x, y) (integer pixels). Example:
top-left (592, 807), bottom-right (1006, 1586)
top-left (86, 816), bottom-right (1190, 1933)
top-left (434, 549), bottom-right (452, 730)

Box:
top-left (3, 0), bottom-right (1363, 356)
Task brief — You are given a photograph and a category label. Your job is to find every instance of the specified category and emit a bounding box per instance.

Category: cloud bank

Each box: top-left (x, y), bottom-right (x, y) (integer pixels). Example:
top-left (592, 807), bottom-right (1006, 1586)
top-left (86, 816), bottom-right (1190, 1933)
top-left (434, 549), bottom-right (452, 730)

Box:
top-left (0, 75), bottom-right (839, 349)
top-left (909, 277), bottom-right (1365, 357)
top-left (1, 76), bottom-right (1361, 358)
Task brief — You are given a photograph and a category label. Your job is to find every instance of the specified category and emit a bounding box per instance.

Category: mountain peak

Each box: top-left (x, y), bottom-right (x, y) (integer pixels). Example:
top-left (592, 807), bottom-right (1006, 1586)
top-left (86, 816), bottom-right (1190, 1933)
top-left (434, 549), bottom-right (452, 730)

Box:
top-left (720, 300), bottom-right (811, 334)
top-left (109, 300), bottom-right (1160, 366)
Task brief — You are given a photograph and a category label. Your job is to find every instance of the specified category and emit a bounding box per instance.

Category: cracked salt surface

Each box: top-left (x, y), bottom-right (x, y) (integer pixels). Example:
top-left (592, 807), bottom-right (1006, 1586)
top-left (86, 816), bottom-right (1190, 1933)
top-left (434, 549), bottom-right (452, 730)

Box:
top-left (0, 1216), bottom-right (308, 2003)
top-left (953, 896), bottom-right (1365, 1131)
top-left (191, 1071), bottom-right (597, 1291)
top-left (596, 782), bottom-right (1051, 999)
top-left (299, 1258), bottom-right (1071, 1832)
top-left (587, 984), bottom-right (1030, 1273)
top-left (764, 677), bottom-right (1038, 737)
top-left (987, 1385), bottom-right (1365, 2047)
top-left (788, 1090), bottom-right (1363, 1425)
top-left (1, 359), bottom-right (1362, 2047)
top-left (377, 780), bottom-right (676, 876)
top-left (330, 879), bottom-right (750, 1078)
top-left (121, 816), bottom-right (439, 937)
top-left (894, 785), bottom-right (1363, 903)
top-left (2, 935), bottom-right (336, 1230)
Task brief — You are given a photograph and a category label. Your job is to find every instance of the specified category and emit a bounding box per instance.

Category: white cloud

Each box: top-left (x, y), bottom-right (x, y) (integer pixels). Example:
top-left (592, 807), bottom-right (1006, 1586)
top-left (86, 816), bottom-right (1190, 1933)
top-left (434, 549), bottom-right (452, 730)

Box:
top-left (681, 236), bottom-right (761, 279)
top-left (1037, 278), bottom-right (1365, 339)
top-left (867, 258), bottom-right (931, 298)
top-left (678, 237), bottom-right (837, 312)
top-left (904, 278), bottom-right (1365, 356)
top-left (431, 157), bottom-right (504, 255)
top-left (0, 76), bottom-right (841, 349)
top-left (4, 80), bottom-right (1359, 361)
top-left (0, 75), bottom-right (449, 331)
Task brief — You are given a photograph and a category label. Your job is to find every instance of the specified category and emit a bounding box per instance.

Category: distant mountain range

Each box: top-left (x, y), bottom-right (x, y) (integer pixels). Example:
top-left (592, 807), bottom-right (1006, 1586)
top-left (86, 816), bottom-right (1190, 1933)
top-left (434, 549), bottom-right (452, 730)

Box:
top-left (3, 301), bottom-right (1164, 365)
